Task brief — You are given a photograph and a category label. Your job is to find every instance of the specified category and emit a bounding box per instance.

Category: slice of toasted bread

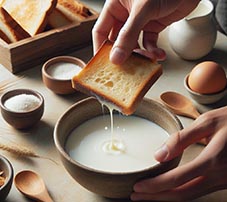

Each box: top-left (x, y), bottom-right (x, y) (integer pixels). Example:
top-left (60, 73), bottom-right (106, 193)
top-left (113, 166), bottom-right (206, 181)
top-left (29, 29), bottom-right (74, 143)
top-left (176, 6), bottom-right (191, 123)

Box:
top-left (48, 0), bottom-right (92, 28)
top-left (2, 0), bottom-right (57, 36)
top-left (72, 41), bottom-right (162, 115)
top-left (0, 7), bottom-right (30, 43)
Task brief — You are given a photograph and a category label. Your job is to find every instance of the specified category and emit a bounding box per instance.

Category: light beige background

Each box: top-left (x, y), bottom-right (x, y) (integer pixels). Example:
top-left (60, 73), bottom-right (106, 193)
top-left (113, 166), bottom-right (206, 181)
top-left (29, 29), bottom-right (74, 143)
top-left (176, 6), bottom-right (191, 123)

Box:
top-left (0, 1), bottom-right (227, 201)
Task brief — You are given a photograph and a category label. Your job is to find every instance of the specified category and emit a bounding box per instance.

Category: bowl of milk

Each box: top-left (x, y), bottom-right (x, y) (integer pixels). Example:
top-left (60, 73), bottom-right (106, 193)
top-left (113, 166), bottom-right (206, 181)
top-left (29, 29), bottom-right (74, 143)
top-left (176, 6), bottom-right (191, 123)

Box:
top-left (42, 56), bottom-right (86, 94)
top-left (54, 97), bottom-right (183, 198)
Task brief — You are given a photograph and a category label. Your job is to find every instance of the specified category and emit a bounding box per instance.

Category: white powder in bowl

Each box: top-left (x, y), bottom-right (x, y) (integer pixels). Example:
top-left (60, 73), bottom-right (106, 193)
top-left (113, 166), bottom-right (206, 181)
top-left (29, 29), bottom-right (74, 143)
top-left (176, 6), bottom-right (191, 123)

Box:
top-left (4, 94), bottom-right (40, 112)
top-left (48, 62), bottom-right (82, 80)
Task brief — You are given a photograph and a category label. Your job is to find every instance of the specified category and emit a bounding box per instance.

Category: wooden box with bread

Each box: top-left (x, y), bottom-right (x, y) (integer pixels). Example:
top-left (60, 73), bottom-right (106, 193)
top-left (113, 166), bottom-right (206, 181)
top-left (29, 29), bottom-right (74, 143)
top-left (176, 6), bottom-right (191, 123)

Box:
top-left (0, 0), bottom-right (98, 73)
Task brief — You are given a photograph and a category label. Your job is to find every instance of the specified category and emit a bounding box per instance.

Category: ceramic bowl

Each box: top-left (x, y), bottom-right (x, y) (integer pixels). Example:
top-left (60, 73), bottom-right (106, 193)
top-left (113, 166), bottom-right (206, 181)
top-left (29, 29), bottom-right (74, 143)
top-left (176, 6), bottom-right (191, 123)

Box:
top-left (54, 97), bottom-right (183, 199)
top-left (184, 74), bottom-right (227, 104)
top-left (0, 155), bottom-right (13, 201)
top-left (0, 89), bottom-right (44, 129)
top-left (42, 56), bottom-right (86, 94)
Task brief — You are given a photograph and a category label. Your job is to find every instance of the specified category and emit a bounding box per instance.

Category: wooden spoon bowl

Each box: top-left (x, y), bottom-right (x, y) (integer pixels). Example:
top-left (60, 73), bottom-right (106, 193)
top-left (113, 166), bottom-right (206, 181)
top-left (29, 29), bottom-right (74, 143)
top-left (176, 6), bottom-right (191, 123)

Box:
top-left (14, 170), bottom-right (53, 202)
top-left (160, 91), bottom-right (200, 119)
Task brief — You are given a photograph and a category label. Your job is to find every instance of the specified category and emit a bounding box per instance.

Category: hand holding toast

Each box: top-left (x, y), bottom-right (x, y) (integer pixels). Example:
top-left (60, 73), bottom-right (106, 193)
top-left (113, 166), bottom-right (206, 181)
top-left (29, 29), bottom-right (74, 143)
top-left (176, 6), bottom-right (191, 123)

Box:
top-left (92, 0), bottom-right (200, 64)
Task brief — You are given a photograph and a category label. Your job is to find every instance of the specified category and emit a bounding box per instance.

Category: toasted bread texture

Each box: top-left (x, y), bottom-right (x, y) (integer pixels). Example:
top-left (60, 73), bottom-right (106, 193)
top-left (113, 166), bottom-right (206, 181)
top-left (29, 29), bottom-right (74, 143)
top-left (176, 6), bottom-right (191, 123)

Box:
top-left (2, 0), bottom-right (57, 36)
top-left (0, 7), bottom-right (30, 43)
top-left (48, 0), bottom-right (92, 28)
top-left (72, 41), bottom-right (162, 115)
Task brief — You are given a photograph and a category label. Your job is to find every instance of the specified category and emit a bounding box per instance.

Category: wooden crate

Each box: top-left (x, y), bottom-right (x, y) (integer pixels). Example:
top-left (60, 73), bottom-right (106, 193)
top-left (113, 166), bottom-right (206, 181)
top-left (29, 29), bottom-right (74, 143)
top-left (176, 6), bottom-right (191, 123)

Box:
top-left (0, 11), bottom-right (98, 74)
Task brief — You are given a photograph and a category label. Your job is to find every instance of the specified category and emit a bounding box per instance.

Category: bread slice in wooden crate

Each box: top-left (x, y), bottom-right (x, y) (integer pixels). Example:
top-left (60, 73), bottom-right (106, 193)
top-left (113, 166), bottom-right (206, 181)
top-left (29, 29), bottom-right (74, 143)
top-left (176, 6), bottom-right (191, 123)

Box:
top-left (48, 0), bottom-right (93, 28)
top-left (0, 7), bottom-right (30, 43)
top-left (2, 0), bottom-right (57, 36)
top-left (0, 3), bottom-right (98, 74)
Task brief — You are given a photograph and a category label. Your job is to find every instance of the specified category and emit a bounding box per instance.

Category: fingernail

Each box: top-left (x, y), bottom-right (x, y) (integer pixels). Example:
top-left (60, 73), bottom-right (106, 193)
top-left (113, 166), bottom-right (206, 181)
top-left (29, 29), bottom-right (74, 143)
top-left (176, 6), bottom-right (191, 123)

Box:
top-left (110, 47), bottom-right (127, 65)
top-left (155, 144), bottom-right (168, 162)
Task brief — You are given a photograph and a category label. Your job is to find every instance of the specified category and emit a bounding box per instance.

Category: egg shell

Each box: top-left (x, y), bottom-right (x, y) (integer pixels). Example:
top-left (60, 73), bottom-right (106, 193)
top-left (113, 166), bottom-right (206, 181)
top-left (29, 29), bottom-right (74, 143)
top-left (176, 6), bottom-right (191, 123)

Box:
top-left (188, 61), bottom-right (227, 94)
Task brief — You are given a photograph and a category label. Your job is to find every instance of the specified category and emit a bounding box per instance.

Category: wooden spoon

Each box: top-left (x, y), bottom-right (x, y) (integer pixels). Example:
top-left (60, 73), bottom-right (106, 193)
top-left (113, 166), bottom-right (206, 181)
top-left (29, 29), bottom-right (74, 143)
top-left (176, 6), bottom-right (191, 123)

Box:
top-left (160, 91), bottom-right (200, 119)
top-left (14, 170), bottom-right (53, 202)
top-left (160, 91), bottom-right (209, 145)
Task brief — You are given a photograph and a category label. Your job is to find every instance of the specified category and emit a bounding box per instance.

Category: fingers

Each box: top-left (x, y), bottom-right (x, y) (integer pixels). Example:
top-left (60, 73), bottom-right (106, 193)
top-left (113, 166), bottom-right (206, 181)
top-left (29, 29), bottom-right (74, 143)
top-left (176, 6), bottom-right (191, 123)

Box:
top-left (155, 114), bottom-right (214, 162)
top-left (92, 1), bottom-right (170, 64)
top-left (131, 146), bottom-right (214, 200)
top-left (132, 120), bottom-right (212, 193)
top-left (142, 32), bottom-right (166, 61)
top-left (131, 175), bottom-right (219, 201)
top-left (133, 48), bottom-right (166, 62)
top-left (161, 106), bottom-right (227, 160)
top-left (93, 0), bottom-right (200, 64)
top-left (92, 7), bottom-right (114, 54)
top-left (133, 155), bottom-right (210, 193)
top-left (109, 13), bottom-right (145, 64)
top-left (92, 0), bottom-right (128, 54)
top-left (108, 21), bottom-right (124, 42)
top-left (132, 122), bottom-right (227, 201)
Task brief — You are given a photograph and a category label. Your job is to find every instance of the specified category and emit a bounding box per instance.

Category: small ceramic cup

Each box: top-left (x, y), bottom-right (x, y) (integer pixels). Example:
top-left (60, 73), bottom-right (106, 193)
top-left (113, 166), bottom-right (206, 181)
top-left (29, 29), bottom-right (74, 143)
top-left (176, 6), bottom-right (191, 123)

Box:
top-left (42, 56), bottom-right (86, 95)
top-left (0, 89), bottom-right (44, 129)
top-left (0, 155), bottom-right (13, 201)
top-left (184, 74), bottom-right (227, 104)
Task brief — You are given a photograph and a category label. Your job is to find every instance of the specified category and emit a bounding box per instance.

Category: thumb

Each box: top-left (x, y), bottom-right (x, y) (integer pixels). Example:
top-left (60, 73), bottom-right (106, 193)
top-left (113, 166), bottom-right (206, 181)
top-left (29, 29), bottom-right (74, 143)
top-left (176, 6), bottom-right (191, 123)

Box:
top-left (154, 131), bottom-right (184, 162)
top-left (154, 119), bottom-right (209, 162)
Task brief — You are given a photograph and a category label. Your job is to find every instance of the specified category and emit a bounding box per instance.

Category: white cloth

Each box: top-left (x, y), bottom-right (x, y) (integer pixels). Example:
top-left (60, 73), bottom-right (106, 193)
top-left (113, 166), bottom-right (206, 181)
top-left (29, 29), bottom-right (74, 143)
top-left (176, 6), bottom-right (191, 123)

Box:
top-left (216, 0), bottom-right (227, 34)
top-left (211, 0), bottom-right (227, 35)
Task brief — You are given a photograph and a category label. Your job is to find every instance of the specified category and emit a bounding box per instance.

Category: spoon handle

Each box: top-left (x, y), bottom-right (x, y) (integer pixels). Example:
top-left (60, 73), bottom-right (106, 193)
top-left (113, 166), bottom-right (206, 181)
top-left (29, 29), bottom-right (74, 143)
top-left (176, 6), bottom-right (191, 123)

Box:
top-left (42, 192), bottom-right (53, 202)
top-left (190, 109), bottom-right (200, 119)
top-left (35, 190), bottom-right (53, 202)
top-left (45, 197), bottom-right (53, 202)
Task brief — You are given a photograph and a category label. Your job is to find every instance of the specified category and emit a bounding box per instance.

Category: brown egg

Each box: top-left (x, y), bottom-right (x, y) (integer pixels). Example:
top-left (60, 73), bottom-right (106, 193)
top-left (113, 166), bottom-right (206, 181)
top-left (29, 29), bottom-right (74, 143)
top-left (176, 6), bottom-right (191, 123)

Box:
top-left (188, 61), bottom-right (227, 94)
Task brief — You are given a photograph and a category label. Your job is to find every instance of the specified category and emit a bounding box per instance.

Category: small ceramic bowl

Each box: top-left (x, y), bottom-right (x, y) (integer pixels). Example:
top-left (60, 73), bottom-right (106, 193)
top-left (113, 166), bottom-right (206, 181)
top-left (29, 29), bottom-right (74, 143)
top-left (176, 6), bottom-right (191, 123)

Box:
top-left (184, 74), bottom-right (227, 104)
top-left (0, 89), bottom-right (44, 129)
top-left (42, 56), bottom-right (86, 94)
top-left (0, 155), bottom-right (13, 201)
top-left (54, 97), bottom-right (183, 199)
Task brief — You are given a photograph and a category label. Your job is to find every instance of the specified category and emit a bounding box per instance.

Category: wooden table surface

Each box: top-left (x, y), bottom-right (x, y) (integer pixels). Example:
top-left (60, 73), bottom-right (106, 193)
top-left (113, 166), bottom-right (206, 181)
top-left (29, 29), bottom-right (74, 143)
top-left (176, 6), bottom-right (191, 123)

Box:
top-left (0, 1), bottom-right (227, 201)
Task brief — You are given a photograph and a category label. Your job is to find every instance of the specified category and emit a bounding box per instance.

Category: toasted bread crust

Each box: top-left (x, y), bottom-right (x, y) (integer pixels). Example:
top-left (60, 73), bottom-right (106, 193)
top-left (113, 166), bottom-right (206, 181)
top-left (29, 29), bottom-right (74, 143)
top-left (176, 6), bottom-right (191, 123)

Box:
top-left (0, 7), bottom-right (30, 43)
top-left (58, 0), bottom-right (92, 18)
top-left (72, 40), bottom-right (162, 115)
top-left (0, 29), bottom-right (11, 43)
top-left (48, 0), bottom-right (92, 28)
top-left (2, 0), bottom-right (57, 36)
top-left (36, 0), bottom-right (57, 34)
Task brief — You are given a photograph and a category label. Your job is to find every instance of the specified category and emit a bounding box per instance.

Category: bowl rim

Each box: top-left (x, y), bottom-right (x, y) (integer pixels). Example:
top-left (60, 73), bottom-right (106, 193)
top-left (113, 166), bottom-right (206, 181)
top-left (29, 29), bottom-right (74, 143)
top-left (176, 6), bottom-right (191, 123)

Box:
top-left (0, 155), bottom-right (13, 191)
top-left (42, 55), bottom-right (86, 82)
top-left (54, 97), bottom-right (183, 175)
top-left (0, 88), bottom-right (44, 114)
top-left (184, 74), bottom-right (227, 96)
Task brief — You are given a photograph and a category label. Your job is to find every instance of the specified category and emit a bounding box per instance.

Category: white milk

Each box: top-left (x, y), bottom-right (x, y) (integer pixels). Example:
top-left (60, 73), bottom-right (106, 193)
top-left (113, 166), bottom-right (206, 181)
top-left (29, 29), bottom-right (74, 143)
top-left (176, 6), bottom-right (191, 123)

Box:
top-left (66, 114), bottom-right (169, 173)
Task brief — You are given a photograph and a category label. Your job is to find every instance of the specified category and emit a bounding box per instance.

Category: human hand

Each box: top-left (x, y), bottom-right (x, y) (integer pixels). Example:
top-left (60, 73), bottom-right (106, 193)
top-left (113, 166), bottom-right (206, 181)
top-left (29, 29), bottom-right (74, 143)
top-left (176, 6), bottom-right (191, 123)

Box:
top-left (131, 106), bottom-right (227, 201)
top-left (92, 0), bottom-right (200, 64)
